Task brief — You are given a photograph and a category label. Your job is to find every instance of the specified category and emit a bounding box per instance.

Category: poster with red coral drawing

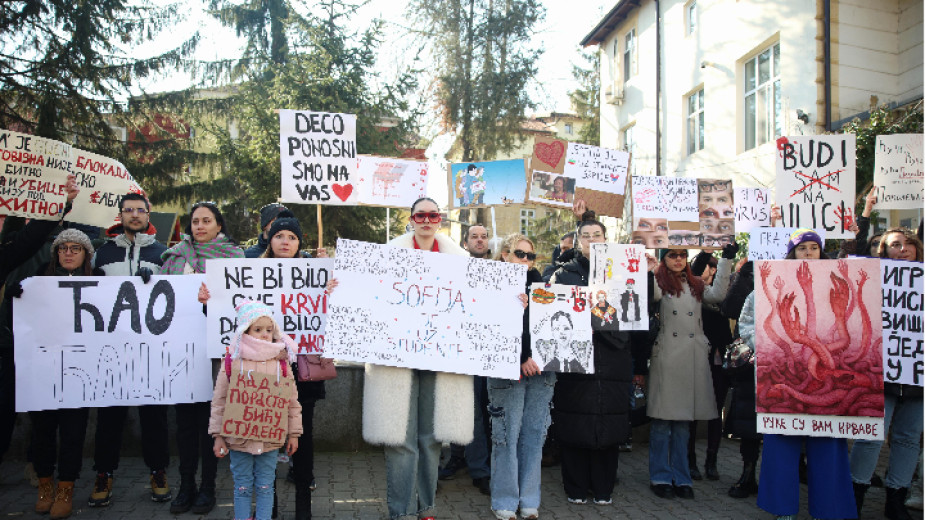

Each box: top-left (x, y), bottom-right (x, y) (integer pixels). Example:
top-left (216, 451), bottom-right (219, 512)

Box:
top-left (754, 258), bottom-right (884, 440)
top-left (355, 155), bottom-right (428, 208)
top-left (775, 135), bottom-right (856, 239)
top-left (279, 109), bottom-right (358, 205)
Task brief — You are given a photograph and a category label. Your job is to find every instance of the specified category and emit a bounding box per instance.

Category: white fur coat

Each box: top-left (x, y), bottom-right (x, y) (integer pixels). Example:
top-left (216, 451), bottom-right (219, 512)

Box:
top-left (362, 232), bottom-right (475, 446)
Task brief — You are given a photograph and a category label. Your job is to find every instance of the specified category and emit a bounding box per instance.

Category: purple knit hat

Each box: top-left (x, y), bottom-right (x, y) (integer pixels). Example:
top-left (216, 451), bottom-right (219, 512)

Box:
top-left (785, 228), bottom-right (823, 257)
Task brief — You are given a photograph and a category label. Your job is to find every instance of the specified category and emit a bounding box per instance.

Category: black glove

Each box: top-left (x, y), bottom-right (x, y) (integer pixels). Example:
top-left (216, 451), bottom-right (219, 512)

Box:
top-left (137, 267), bottom-right (153, 284)
top-left (721, 242), bottom-right (740, 259)
top-left (6, 282), bottom-right (23, 298)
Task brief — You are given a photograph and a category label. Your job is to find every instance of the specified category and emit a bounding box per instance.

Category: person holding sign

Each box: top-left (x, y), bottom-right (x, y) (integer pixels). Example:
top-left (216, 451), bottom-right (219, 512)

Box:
top-left (647, 243), bottom-right (735, 501)
top-left (850, 228), bottom-right (923, 520)
top-left (28, 229), bottom-right (100, 519)
top-left (160, 202), bottom-right (244, 515)
top-left (209, 301), bottom-right (302, 520)
top-left (548, 220), bottom-right (644, 506)
top-left (486, 234), bottom-right (552, 520)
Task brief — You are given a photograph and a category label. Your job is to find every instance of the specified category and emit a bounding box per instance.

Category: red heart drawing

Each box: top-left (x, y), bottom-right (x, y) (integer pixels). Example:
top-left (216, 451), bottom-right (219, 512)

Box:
top-left (535, 141), bottom-right (565, 168)
top-left (332, 184), bottom-right (353, 201)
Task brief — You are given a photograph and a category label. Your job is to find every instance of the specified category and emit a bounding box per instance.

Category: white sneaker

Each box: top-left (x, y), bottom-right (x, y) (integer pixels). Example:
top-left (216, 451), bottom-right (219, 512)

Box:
top-left (520, 507), bottom-right (539, 519)
top-left (907, 483), bottom-right (923, 510)
top-left (492, 509), bottom-right (516, 520)
top-left (567, 497), bottom-right (587, 505)
top-left (593, 497), bottom-right (612, 505)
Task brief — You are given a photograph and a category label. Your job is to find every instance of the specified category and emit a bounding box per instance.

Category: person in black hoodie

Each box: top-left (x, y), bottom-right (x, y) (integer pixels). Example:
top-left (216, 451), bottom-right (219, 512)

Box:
top-left (548, 219), bottom-right (646, 505)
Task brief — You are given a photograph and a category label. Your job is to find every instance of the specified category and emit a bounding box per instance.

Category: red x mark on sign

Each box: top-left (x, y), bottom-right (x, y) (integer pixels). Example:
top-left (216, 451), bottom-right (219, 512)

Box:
top-left (790, 169), bottom-right (844, 198)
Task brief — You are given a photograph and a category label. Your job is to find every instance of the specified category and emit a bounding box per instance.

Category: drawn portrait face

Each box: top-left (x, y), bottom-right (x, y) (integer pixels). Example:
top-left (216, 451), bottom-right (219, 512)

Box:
top-left (551, 312), bottom-right (574, 346)
top-left (595, 291), bottom-right (608, 307)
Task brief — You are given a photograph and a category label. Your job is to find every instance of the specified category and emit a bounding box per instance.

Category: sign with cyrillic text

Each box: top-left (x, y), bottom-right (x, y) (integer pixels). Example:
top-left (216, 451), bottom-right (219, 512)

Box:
top-left (66, 148), bottom-right (144, 228)
top-left (221, 364), bottom-right (295, 444)
top-left (881, 259), bottom-right (924, 386)
top-left (874, 134), bottom-right (923, 210)
top-left (0, 129), bottom-right (71, 219)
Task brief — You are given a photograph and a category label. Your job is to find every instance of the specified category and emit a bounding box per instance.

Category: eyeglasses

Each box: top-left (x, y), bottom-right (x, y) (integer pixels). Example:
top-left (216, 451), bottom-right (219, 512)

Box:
top-left (702, 236), bottom-right (731, 246)
top-left (580, 232), bottom-right (605, 240)
top-left (665, 251), bottom-right (688, 259)
top-left (121, 207), bottom-right (148, 215)
top-left (698, 181), bottom-right (731, 192)
top-left (411, 212), bottom-right (442, 224)
top-left (668, 234), bottom-right (701, 246)
top-left (512, 250), bottom-right (537, 261)
top-left (58, 245), bottom-right (84, 254)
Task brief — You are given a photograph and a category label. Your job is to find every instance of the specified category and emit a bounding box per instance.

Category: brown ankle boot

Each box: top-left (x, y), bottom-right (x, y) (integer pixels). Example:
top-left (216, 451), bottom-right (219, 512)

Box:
top-left (49, 481), bottom-right (75, 519)
top-left (35, 477), bottom-right (55, 513)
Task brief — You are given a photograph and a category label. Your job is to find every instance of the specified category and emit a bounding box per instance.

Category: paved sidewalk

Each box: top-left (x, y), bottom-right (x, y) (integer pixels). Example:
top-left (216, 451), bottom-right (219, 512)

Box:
top-left (0, 437), bottom-right (898, 519)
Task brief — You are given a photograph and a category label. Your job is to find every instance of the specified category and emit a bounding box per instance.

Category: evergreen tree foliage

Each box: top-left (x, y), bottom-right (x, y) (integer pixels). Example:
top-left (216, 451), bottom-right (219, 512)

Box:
top-left (568, 50), bottom-right (600, 146)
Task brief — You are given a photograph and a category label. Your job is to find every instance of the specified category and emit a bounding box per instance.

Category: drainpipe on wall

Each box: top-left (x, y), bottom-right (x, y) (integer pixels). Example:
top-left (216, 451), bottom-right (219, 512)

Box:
top-left (824, 0), bottom-right (832, 131)
top-left (655, 0), bottom-right (662, 176)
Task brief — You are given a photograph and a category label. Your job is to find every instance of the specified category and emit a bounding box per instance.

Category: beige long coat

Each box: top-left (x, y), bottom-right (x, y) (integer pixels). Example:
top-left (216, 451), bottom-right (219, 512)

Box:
top-left (647, 258), bottom-right (731, 421)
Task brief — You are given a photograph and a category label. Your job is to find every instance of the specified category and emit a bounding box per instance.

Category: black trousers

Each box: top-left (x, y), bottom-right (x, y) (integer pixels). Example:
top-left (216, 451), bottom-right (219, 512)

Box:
top-left (0, 349), bottom-right (15, 464)
top-left (741, 438), bottom-right (761, 464)
top-left (560, 445), bottom-right (620, 501)
top-left (689, 362), bottom-right (731, 456)
top-left (30, 407), bottom-right (89, 481)
top-left (174, 401), bottom-right (217, 488)
top-left (291, 394), bottom-right (315, 518)
top-left (93, 404), bottom-right (169, 474)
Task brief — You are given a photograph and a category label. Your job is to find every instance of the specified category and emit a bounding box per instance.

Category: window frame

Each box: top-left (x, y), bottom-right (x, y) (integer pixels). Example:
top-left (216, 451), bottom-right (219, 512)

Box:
top-left (743, 42), bottom-right (781, 151)
top-left (687, 88), bottom-right (705, 155)
top-left (686, 1), bottom-right (697, 35)
top-left (623, 28), bottom-right (636, 83)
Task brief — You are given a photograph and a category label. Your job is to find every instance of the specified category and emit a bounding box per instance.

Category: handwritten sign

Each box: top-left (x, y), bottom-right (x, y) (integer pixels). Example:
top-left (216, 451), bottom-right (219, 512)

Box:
top-left (755, 259), bottom-right (884, 440)
top-left (747, 227), bottom-right (827, 260)
top-left (324, 239), bottom-right (526, 378)
top-left (566, 143), bottom-right (629, 218)
top-left (528, 283), bottom-right (593, 373)
top-left (881, 259), bottom-right (924, 386)
top-left (874, 134), bottom-right (924, 210)
top-left (0, 129), bottom-right (72, 219)
top-left (13, 275), bottom-right (212, 412)
top-left (734, 187), bottom-right (771, 233)
top-left (222, 365), bottom-right (295, 443)
top-left (776, 135), bottom-right (856, 239)
top-left (631, 175), bottom-right (699, 221)
top-left (588, 243), bottom-right (648, 331)
top-left (66, 148), bottom-right (145, 228)
top-left (356, 155), bottom-right (428, 207)
top-left (205, 258), bottom-right (333, 359)
top-left (279, 110), bottom-right (358, 205)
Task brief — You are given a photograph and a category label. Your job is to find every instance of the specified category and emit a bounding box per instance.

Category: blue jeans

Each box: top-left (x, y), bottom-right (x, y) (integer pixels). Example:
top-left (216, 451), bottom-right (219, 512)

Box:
top-left (229, 449), bottom-right (277, 520)
top-left (466, 376), bottom-right (491, 479)
top-left (850, 394), bottom-right (924, 489)
top-left (487, 372), bottom-right (556, 512)
top-left (648, 419), bottom-right (691, 486)
top-left (384, 370), bottom-right (440, 519)
top-left (758, 434), bottom-right (856, 519)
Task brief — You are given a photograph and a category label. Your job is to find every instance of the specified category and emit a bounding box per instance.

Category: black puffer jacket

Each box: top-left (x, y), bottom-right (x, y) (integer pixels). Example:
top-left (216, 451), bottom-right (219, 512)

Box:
top-left (549, 252), bottom-right (640, 450)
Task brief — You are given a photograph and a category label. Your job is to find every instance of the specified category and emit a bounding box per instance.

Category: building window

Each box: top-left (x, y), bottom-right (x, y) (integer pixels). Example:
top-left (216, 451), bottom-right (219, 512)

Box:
top-left (744, 42), bottom-right (781, 151)
top-left (612, 39), bottom-right (620, 83)
top-left (687, 88), bottom-right (704, 154)
top-left (687, 1), bottom-right (697, 34)
top-left (565, 123), bottom-right (573, 135)
top-left (624, 29), bottom-right (636, 82)
top-left (623, 125), bottom-right (636, 175)
top-left (520, 209), bottom-right (535, 235)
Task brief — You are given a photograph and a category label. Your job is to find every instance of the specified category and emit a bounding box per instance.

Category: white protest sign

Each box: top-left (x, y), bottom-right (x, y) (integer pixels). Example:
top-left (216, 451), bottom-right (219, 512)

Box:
top-left (206, 258), bottom-right (334, 359)
top-left (14, 275), bottom-right (212, 412)
top-left (874, 134), bottom-right (924, 210)
top-left (0, 129), bottom-right (71, 220)
top-left (324, 239), bottom-right (526, 379)
top-left (588, 243), bottom-right (649, 331)
top-left (776, 135), bottom-right (856, 238)
top-left (881, 260), bottom-right (924, 386)
top-left (356, 155), bottom-right (428, 207)
top-left (748, 227), bottom-right (828, 260)
top-left (66, 148), bottom-right (144, 228)
top-left (279, 110), bottom-right (358, 205)
top-left (631, 175), bottom-right (699, 221)
top-left (529, 283), bottom-right (594, 373)
top-left (564, 143), bottom-right (630, 194)
top-left (734, 187), bottom-right (771, 233)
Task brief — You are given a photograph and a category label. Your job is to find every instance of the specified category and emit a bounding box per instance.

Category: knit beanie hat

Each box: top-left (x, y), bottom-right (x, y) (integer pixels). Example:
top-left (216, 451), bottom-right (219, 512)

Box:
top-left (231, 300), bottom-right (298, 362)
top-left (266, 217), bottom-right (303, 251)
top-left (785, 228), bottom-right (823, 257)
top-left (259, 203), bottom-right (294, 229)
top-left (52, 229), bottom-right (94, 256)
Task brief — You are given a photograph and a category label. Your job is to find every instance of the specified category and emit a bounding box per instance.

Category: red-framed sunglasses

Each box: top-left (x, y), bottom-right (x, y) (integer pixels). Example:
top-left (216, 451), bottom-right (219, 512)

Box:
top-left (411, 212), bottom-right (442, 224)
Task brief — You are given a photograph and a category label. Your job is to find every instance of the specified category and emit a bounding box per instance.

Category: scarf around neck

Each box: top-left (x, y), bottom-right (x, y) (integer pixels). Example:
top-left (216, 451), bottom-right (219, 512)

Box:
top-left (160, 233), bottom-right (243, 274)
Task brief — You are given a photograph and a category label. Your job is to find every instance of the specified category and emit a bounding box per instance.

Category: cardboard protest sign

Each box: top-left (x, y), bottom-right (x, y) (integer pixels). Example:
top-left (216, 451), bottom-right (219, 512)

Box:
top-left (324, 239), bottom-right (526, 379)
top-left (14, 275), bottom-right (212, 412)
top-left (0, 129), bottom-right (72, 220)
top-left (630, 175), bottom-right (699, 248)
top-left (221, 363), bottom-right (295, 443)
top-left (279, 110), bottom-right (358, 205)
top-left (776, 135), bottom-right (856, 239)
top-left (206, 258), bottom-right (334, 359)
top-left (355, 155), bottom-right (428, 207)
top-left (530, 136), bottom-right (566, 174)
top-left (449, 159), bottom-right (528, 208)
top-left (565, 142), bottom-right (630, 218)
top-left (66, 148), bottom-right (145, 228)
top-left (528, 283), bottom-right (593, 373)
top-left (588, 243), bottom-right (648, 331)
top-left (754, 259), bottom-right (884, 440)
top-left (873, 134), bottom-right (923, 210)
top-left (881, 260), bottom-right (923, 386)
top-left (734, 187), bottom-right (771, 233)
top-left (526, 169), bottom-right (576, 207)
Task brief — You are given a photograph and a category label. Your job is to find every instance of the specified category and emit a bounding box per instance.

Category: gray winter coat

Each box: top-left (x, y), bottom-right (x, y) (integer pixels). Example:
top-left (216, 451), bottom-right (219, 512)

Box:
top-left (647, 258), bottom-right (731, 421)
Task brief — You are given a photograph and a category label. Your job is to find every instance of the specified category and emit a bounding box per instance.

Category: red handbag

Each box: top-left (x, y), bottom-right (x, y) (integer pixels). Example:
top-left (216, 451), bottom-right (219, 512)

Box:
top-left (297, 355), bottom-right (337, 382)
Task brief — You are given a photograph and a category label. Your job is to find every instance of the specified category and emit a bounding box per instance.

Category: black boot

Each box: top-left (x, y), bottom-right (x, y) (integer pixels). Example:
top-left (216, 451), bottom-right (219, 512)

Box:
top-left (853, 482), bottom-right (869, 516)
top-left (191, 484), bottom-right (216, 515)
top-left (272, 487), bottom-right (279, 519)
top-left (169, 478), bottom-right (197, 514)
top-left (885, 487), bottom-right (913, 520)
top-left (728, 462), bottom-right (758, 498)
top-left (688, 449), bottom-right (702, 481)
top-left (295, 488), bottom-right (311, 520)
top-left (704, 450), bottom-right (719, 481)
